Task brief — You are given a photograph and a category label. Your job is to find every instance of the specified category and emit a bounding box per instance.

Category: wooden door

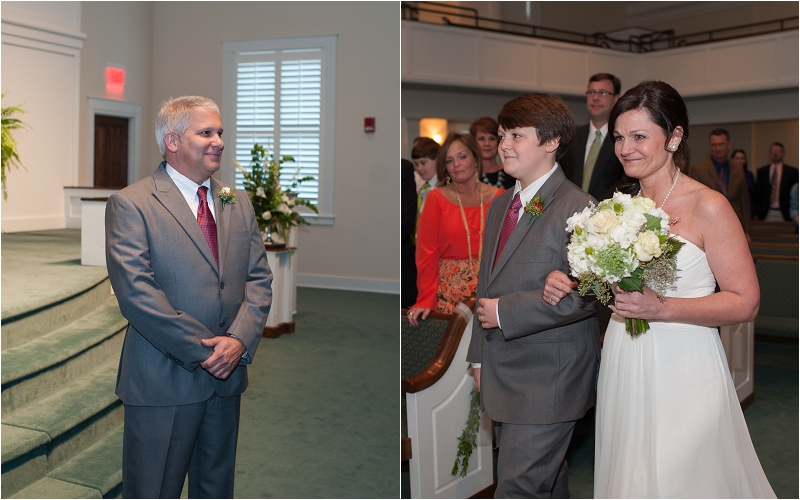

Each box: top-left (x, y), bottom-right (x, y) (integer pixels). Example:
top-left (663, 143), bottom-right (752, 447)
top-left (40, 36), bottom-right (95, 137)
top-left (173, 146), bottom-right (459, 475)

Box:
top-left (94, 115), bottom-right (128, 187)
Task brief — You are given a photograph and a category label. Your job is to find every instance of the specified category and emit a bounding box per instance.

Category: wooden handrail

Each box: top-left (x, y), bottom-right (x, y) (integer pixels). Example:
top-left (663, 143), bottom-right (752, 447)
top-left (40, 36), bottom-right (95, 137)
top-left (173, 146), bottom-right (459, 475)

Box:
top-left (402, 296), bottom-right (476, 394)
top-left (752, 254), bottom-right (800, 262)
top-left (748, 242), bottom-right (798, 248)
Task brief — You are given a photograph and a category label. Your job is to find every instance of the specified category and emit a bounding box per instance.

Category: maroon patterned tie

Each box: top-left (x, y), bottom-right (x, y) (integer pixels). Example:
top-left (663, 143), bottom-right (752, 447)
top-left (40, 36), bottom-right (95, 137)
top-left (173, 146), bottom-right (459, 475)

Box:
top-left (196, 186), bottom-right (218, 266)
top-left (493, 192), bottom-right (522, 270)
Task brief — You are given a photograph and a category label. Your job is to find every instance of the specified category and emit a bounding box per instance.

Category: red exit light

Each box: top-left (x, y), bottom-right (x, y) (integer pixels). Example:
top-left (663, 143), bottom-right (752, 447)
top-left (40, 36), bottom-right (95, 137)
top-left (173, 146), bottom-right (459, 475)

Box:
top-left (106, 66), bottom-right (126, 97)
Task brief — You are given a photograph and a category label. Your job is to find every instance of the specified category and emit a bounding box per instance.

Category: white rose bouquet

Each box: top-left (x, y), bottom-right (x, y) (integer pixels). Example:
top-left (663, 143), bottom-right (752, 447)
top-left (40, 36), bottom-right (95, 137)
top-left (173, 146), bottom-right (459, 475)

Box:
top-left (565, 191), bottom-right (684, 337)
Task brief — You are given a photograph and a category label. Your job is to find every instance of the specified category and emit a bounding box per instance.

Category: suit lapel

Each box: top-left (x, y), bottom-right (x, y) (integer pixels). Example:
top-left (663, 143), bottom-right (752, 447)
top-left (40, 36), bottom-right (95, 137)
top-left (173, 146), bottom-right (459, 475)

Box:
top-left (210, 178), bottom-right (232, 275)
top-left (574, 126), bottom-right (588, 182)
top-left (488, 168), bottom-right (566, 284)
top-left (588, 135), bottom-right (614, 193)
top-left (152, 163), bottom-right (219, 273)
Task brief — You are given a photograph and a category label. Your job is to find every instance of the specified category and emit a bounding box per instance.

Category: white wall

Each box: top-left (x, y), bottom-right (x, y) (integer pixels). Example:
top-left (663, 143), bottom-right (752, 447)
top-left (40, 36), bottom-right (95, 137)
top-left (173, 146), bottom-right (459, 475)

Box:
top-left (79, 2), bottom-right (154, 186)
top-left (3, 1), bottom-right (400, 294)
top-left (148, 2), bottom-right (399, 292)
top-left (1, 2), bottom-right (84, 232)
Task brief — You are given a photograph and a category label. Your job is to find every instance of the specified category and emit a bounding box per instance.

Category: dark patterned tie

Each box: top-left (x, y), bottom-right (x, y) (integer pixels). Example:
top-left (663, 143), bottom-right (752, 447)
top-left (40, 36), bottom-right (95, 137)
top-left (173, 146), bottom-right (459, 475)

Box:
top-left (493, 192), bottom-right (522, 270)
top-left (718, 164), bottom-right (728, 196)
top-left (196, 186), bottom-right (218, 266)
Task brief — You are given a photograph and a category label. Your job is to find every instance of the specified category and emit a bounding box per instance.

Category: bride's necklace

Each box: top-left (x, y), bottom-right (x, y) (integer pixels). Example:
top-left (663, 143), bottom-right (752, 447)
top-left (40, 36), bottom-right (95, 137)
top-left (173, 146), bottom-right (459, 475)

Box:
top-left (454, 180), bottom-right (484, 269)
top-left (639, 168), bottom-right (681, 224)
top-left (639, 168), bottom-right (680, 209)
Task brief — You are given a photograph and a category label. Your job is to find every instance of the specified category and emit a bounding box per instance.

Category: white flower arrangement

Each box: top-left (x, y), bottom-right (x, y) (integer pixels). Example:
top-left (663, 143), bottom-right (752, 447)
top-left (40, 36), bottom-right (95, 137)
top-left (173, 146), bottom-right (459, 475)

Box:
top-left (565, 191), bottom-right (684, 337)
top-left (234, 144), bottom-right (318, 244)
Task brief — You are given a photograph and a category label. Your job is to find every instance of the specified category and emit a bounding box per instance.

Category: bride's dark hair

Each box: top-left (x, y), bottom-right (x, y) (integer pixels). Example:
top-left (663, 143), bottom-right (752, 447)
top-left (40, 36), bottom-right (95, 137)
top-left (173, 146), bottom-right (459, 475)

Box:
top-left (609, 80), bottom-right (690, 194)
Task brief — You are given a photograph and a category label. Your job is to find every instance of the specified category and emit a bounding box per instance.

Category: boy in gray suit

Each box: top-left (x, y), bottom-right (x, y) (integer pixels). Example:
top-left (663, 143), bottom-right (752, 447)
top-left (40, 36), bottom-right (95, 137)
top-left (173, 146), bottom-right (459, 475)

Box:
top-left (467, 93), bottom-right (599, 499)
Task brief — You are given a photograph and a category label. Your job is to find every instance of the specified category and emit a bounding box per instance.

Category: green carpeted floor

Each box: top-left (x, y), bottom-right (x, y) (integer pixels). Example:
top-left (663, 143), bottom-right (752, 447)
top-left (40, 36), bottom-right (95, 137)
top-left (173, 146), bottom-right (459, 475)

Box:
top-left (233, 287), bottom-right (400, 498)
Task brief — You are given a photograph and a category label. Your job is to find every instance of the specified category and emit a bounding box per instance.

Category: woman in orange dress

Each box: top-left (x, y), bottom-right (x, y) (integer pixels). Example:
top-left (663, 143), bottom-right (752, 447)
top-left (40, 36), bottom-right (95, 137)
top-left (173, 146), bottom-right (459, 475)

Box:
top-left (407, 133), bottom-right (504, 326)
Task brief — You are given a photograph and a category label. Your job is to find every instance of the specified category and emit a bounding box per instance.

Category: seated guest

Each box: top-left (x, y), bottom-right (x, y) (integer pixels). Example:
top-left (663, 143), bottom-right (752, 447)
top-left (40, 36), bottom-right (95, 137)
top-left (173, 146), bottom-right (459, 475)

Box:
top-left (790, 183), bottom-right (798, 228)
top-left (689, 129), bottom-right (751, 237)
top-left (755, 142), bottom-right (799, 221)
top-left (470, 117), bottom-right (515, 189)
top-left (731, 149), bottom-right (755, 219)
top-left (408, 133), bottom-right (503, 325)
top-left (411, 137), bottom-right (439, 213)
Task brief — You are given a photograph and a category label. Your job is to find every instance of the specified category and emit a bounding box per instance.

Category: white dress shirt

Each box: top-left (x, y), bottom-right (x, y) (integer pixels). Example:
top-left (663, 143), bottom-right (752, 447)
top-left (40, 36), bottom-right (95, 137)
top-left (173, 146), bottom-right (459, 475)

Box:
top-left (473, 163), bottom-right (559, 369)
top-left (165, 163), bottom-right (217, 221)
top-left (584, 122), bottom-right (609, 165)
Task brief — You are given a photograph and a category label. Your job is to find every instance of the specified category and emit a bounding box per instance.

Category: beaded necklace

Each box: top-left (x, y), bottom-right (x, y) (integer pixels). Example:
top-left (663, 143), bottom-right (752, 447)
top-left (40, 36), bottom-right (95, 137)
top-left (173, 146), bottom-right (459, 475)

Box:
top-left (454, 180), bottom-right (485, 269)
top-left (639, 168), bottom-right (681, 209)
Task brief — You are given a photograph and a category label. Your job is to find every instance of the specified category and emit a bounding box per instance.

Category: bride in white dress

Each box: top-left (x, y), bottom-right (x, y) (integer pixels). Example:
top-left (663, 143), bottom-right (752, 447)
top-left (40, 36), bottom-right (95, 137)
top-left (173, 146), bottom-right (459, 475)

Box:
top-left (545, 80), bottom-right (776, 498)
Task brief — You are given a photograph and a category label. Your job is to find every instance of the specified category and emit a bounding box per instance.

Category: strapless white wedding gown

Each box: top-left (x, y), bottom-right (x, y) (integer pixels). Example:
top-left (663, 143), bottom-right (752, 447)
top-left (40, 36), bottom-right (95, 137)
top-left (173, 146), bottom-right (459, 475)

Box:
top-left (594, 237), bottom-right (776, 498)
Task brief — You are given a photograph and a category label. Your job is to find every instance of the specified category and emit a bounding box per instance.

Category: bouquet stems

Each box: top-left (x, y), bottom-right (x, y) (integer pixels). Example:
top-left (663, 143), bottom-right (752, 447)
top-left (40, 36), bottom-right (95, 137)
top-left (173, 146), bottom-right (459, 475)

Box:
top-left (624, 318), bottom-right (650, 337)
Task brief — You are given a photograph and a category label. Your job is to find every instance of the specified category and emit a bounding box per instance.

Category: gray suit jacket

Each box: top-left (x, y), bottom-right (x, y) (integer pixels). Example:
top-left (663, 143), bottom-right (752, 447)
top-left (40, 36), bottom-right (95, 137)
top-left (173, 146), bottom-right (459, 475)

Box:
top-left (466, 166), bottom-right (600, 425)
top-left (106, 162), bottom-right (273, 406)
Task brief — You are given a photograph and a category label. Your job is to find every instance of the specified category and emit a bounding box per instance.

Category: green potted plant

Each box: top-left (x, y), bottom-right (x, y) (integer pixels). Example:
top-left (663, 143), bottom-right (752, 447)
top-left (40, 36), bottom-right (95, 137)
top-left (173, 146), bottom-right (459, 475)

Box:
top-left (1, 92), bottom-right (28, 200)
top-left (234, 143), bottom-right (318, 247)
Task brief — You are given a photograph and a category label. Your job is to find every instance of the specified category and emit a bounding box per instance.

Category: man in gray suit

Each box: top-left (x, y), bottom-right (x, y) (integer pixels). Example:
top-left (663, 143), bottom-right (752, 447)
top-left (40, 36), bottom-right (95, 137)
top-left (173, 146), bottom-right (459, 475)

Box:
top-left (467, 93), bottom-right (600, 498)
top-left (106, 96), bottom-right (273, 498)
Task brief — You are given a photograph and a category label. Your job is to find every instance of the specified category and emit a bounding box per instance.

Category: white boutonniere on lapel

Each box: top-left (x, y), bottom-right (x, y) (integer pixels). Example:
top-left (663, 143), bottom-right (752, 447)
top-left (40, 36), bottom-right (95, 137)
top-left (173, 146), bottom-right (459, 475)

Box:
top-left (523, 195), bottom-right (545, 224)
top-left (218, 186), bottom-right (237, 211)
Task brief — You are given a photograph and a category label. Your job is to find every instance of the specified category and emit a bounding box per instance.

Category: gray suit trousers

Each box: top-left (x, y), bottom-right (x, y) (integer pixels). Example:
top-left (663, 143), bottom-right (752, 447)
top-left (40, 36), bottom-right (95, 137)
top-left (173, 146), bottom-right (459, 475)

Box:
top-left (122, 393), bottom-right (241, 499)
top-left (494, 420), bottom-right (576, 499)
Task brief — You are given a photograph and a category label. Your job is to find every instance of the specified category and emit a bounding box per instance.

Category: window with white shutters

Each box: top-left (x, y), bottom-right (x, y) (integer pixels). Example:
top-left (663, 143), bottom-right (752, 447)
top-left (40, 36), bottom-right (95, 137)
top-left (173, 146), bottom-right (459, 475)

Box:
top-left (223, 36), bottom-right (336, 224)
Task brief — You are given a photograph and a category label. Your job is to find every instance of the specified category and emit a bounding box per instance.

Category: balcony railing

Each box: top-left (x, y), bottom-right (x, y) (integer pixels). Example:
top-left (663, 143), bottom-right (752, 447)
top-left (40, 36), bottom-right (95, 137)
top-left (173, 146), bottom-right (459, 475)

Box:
top-left (401, 1), bottom-right (798, 53)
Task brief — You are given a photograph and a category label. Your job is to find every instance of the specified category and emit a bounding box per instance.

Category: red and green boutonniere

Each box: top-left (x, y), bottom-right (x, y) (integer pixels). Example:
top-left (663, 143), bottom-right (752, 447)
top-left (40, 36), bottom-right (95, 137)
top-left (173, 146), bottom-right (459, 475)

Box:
top-left (218, 187), bottom-right (237, 211)
top-left (524, 195), bottom-right (545, 224)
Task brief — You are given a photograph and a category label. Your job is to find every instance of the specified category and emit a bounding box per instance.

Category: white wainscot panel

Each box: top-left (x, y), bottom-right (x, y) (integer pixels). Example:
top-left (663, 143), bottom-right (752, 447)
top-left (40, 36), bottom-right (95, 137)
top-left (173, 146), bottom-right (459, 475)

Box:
top-left (408, 25), bottom-right (480, 83)
top-left (642, 47), bottom-right (707, 95)
top-left (431, 373), bottom-right (474, 491)
top-left (588, 51), bottom-right (638, 92)
top-left (778, 32), bottom-right (799, 84)
top-left (481, 35), bottom-right (538, 89)
top-left (708, 38), bottom-right (778, 92)
top-left (537, 44), bottom-right (588, 93)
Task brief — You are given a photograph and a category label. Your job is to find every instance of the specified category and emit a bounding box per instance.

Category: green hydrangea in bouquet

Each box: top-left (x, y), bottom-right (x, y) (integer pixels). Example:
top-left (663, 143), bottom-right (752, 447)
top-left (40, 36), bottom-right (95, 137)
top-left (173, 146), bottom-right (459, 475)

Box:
top-left (234, 143), bottom-right (318, 244)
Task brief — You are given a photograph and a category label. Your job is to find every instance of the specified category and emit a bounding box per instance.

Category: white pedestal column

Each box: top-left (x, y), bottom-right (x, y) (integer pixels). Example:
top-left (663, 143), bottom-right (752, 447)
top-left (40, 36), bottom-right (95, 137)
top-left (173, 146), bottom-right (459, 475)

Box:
top-left (81, 198), bottom-right (108, 266)
top-left (263, 246), bottom-right (297, 338)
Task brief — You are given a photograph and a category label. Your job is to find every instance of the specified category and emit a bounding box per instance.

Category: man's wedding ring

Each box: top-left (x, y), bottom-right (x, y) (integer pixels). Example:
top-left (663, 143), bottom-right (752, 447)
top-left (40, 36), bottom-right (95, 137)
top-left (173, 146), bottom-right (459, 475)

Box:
top-left (550, 297), bottom-right (554, 304)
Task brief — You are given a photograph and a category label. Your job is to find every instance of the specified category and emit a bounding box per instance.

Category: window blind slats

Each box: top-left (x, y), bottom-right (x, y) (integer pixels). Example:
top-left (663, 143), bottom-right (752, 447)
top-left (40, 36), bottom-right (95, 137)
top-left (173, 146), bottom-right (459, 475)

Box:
top-left (234, 55), bottom-right (322, 204)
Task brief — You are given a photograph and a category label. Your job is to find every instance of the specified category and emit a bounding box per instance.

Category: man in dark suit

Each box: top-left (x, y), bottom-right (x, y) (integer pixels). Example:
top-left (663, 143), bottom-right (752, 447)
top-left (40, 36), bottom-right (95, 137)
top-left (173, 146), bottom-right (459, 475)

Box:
top-left (559, 73), bottom-right (630, 202)
top-left (755, 142), bottom-right (799, 221)
top-left (689, 129), bottom-right (751, 236)
top-left (106, 96), bottom-right (273, 498)
top-left (467, 93), bottom-right (600, 498)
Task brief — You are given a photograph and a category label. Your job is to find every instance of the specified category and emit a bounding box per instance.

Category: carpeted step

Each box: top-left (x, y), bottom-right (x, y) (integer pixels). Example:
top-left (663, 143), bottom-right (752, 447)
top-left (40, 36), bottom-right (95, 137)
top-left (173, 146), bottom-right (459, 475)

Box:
top-left (2, 362), bottom-right (122, 495)
top-left (1, 425), bottom-right (50, 498)
top-left (9, 476), bottom-right (103, 499)
top-left (2, 277), bottom-right (112, 351)
top-left (47, 425), bottom-right (123, 498)
top-left (1, 295), bottom-right (127, 417)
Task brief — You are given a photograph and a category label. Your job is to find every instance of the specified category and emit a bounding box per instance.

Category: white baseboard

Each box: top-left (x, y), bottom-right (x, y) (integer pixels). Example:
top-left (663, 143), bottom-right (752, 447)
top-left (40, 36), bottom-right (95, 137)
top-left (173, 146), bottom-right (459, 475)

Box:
top-left (1, 215), bottom-right (66, 233)
top-left (297, 273), bottom-right (399, 294)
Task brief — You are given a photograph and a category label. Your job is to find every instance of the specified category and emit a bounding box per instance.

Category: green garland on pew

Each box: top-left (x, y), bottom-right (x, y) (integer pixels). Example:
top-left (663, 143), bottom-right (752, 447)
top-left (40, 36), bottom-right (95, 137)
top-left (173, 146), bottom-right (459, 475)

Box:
top-left (451, 388), bottom-right (481, 477)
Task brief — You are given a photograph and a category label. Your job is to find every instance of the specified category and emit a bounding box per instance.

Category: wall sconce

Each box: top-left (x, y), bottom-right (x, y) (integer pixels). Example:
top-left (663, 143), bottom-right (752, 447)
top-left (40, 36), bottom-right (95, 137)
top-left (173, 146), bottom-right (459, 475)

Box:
top-left (419, 118), bottom-right (448, 145)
